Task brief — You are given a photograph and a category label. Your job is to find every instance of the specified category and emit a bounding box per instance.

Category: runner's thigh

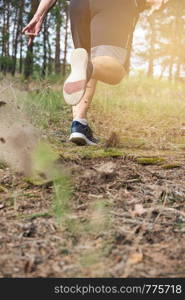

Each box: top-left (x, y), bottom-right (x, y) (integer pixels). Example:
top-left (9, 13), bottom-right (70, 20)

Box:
top-left (69, 0), bottom-right (91, 52)
top-left (90, 0), bottom-right (138, 49)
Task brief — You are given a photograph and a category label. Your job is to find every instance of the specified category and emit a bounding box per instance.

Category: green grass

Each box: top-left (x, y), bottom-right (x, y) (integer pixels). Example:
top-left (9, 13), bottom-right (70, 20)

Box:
top-left (28, 141), bottom-right (74, 226)
top-left (162, 163), bottom-right (181, 169)
top-left (136, 157), bottom-right (166, 165)
top-left (53, 172), bottom-right (73, 226)
top-left (25, 88), bottom-right (65, 129)
top-left (0, 160), bottom-right (7, 169)
top-left (89, 75), bottom-right (185, 151)
top-left (22, 75), bottom-right (185, 154)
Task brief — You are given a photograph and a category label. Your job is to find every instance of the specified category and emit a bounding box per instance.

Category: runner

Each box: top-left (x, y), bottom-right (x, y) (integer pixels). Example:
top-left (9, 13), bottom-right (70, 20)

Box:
top-left (22, 0), bottom-right (167, 146)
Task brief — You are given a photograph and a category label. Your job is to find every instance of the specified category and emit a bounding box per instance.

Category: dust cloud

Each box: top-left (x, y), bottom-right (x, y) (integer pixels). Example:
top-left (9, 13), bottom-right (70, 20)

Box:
top-left (0, 81), bottom-right (40, 175)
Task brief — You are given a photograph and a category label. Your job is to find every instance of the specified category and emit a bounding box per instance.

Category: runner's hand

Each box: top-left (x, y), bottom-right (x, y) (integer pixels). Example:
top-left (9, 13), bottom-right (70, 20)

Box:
top-left (22, 15), bottom-right (44, 46)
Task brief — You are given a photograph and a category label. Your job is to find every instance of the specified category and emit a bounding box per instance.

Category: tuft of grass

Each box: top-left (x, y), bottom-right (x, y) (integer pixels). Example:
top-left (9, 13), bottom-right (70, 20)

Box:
top-left (30, 141), bottom-right (74, 227)
top-left (52, 172), bottom-right (73, 226)
top-left (59, 146), bottom-right (125, 160)
top-left (0, 160), bottom-right (7, 169)
top-left (25, 88), bottom-right (65, 129)
top-left (162, 164), bottom-right (181, 170)
top-left (136, 157), bottom-right (166, 165)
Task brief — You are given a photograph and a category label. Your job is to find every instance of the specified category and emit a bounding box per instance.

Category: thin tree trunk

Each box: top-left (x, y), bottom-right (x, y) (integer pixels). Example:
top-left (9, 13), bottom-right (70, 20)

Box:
top-left (24, 0), bottom-right (38, 79)
top-left (175, 61), bottom-right (181, 81)
top-left (42, 17), bottom-right (48, 77)
top-left (147, 15), bottom-right (155, 77)
top-left (55, 1), bottom-right (62, 74)
top-left (6, 0), bottom-right (10, 58)
top-left (62, 4), bottom-right (69, 76)
top-left (46, 32), bottom-right (53, 75)
top-left (168, 60), bottom-right (174, 80)
top-left (12, 3), bottom-right (22, 76)
top-left (159, 64), bottom-right (166, 79)
top-left (19, 35), bottom-right (23, 74)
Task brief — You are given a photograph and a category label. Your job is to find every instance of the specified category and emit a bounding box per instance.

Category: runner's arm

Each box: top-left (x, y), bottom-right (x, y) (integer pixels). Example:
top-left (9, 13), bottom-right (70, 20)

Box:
top-left (22, 0), bottom-right (57, 45)
top-left (34, 0), bottom-right (57, 20)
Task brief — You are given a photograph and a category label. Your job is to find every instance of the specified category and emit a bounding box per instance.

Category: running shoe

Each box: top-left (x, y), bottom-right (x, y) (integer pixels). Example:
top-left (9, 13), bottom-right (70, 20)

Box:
top-left (69, 121), bottom-right (98, 146)
top-left (63, 48), bottom-right (93, 106)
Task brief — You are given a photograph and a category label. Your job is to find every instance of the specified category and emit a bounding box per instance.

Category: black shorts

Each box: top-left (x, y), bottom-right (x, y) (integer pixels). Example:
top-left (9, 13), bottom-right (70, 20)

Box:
top-left (69, 0), bottom-right (140, 67)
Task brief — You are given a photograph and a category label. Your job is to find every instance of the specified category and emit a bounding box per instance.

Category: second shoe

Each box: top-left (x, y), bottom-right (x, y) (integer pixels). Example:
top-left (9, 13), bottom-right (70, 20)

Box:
top-left (63, 48), bottom-right (92, 106)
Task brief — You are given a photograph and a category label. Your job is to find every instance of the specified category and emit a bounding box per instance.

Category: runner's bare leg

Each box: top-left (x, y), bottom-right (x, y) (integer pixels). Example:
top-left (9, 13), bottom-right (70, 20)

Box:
top-left (72, 56), bottom-right (125, 119)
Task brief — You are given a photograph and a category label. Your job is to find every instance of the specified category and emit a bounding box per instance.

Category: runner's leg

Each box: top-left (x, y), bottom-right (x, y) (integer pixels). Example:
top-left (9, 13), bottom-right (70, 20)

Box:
top-left (69, 0), bottom-right (127, 120)
top-left (72, 79), bottom-right (97, 119)
top-left (69, 0), bottom-right (91, 52)
top-left (66, 0), bottom-right (130, 106)
top-left (69, 0), bottom-right (97, 119)
top-left (68, 0), bottom-right (139, 145)
top-left (70, 0), bottom-right (126, 86)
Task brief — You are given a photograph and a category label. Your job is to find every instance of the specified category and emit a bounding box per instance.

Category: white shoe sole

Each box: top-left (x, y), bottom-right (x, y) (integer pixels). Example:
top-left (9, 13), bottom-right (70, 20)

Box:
top-left (69, 132), bottom-right (97, 146)
top-left (63, 48), bottom-right (88, 106)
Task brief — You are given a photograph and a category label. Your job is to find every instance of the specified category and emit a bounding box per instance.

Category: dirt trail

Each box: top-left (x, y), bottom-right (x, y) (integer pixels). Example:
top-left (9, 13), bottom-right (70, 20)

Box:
top-left (0, 81), bottom-right (40, 175)
top-left (0, 155), bottom-right (185, 277)
top-left (0, 81), bottom-right (185, 278)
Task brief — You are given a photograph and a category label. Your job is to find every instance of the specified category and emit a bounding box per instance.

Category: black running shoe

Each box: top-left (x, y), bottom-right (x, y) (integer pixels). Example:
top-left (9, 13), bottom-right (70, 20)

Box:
top-left (69, 121), bottom-right (98, 146)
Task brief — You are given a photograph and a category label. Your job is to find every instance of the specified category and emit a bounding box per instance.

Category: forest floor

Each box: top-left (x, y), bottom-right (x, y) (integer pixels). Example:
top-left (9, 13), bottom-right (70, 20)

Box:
top-left (0, 76), bottom-right (185, 278)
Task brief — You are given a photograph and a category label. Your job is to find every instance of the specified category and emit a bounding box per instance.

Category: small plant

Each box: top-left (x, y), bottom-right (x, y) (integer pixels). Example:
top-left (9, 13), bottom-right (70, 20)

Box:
top-left (136, 157), bottom-right (166, 165)
top-left (31, 141), bottom-right (73, 226)
top-left (162, 164), bottom-right (181, 170)
top-left (0, 160), bottom-right (7, 169)
top-left (25, 88), bottom-right (64, 129)
top-left (53, 171), bottom-right (73, 226)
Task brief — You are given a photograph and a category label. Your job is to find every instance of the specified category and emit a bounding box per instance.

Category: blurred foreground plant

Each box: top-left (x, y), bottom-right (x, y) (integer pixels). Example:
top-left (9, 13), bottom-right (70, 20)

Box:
top-left (30, 141), bottom-right (73, 226)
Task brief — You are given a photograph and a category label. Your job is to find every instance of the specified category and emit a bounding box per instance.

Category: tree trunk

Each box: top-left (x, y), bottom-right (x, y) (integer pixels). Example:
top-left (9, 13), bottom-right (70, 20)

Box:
top-left (147, 15), bottom-right (155, 77)
top-left (62, 3), bottom-right (69, 76)
top-left (175, 61), bottom-right (181, 81)
top-left (19, 35), bottom-right (23, 74)
top-left (55, 1), bottom-right (62, 74)
top-left (42, 17), bottom-right (48, 77)
top-left (168, 60), bottom-right (174, 81)
top-left (12, 3), bottom-right (23, 76)
top-left (5, 0), bottom-right (10, 58)
top-left (24, 0), bottom-right (38, 79)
